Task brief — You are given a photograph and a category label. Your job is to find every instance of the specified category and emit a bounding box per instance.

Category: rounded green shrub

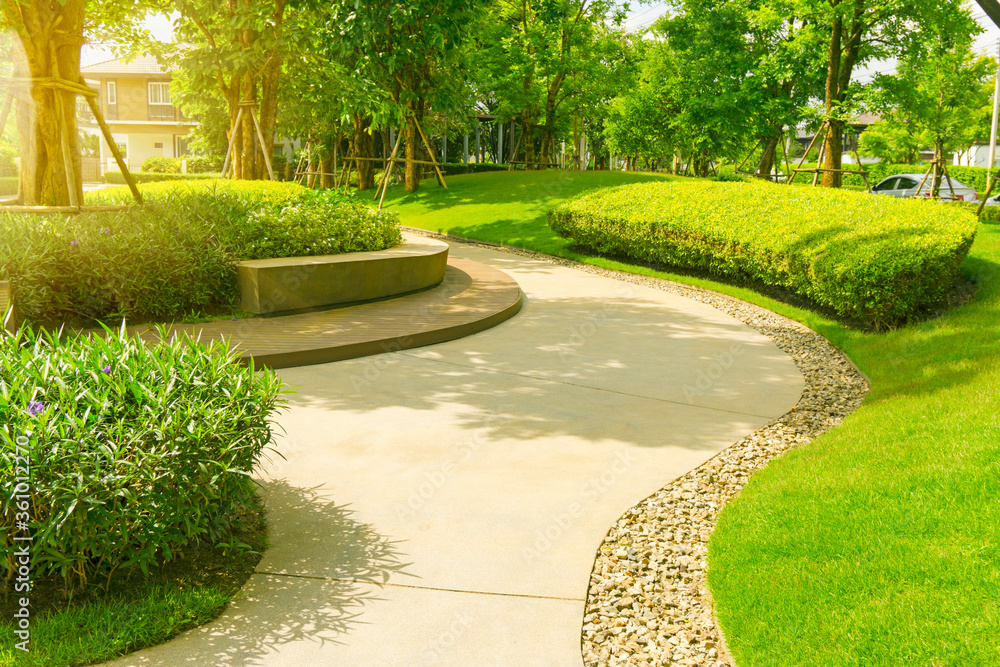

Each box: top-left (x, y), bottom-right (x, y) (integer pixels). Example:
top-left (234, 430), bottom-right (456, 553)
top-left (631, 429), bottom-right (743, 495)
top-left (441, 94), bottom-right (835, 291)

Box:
top-left (139, 156), bottom-right (182, 174)
top-left (0, 325), bottom-right (286, 592)
top-left (549, 180), bottom-right (979, 329)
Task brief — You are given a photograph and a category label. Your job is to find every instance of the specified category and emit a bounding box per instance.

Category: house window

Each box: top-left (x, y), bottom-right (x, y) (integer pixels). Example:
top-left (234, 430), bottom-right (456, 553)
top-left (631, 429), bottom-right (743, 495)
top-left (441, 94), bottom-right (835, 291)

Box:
top-left (148, 82), bottom-right (171, 106)
top-left (107, 81), bottom-right (116, 105)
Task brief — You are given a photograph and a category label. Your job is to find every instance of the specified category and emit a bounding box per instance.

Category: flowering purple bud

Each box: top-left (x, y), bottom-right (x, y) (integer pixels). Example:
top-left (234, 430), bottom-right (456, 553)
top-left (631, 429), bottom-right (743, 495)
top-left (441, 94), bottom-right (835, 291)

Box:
top-left (102, 365), bottom-right (111, 373)
top-left (102, 228), bottom-right (110, 234)
top-left (27, 400), bottom-right (44, 416)
top-left (70, 240), bottom-right (79, 246)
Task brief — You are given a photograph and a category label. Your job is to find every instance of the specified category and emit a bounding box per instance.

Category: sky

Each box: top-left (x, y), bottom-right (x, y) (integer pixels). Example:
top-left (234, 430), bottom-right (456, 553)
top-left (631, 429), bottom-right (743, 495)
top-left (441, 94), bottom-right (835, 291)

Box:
top-left (83, 1), bottom-right (1000, 77)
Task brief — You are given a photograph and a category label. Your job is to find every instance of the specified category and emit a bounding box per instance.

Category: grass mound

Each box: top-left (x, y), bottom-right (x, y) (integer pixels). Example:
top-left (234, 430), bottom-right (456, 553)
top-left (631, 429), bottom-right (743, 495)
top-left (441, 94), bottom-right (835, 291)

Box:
top-left (549, 179), bottom-right (978, 328)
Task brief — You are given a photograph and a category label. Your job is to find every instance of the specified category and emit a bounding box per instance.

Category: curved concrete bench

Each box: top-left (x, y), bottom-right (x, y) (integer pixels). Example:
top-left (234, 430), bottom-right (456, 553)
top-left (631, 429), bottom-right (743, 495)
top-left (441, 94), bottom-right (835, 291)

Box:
top-left (237, 233), bottom-right (449, 315)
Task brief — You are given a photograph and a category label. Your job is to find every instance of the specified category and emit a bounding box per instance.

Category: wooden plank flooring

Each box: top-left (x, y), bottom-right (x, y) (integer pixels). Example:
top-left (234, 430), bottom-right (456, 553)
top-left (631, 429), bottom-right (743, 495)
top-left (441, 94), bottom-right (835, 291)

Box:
top-left (129, 257), bottom-right (523, 369)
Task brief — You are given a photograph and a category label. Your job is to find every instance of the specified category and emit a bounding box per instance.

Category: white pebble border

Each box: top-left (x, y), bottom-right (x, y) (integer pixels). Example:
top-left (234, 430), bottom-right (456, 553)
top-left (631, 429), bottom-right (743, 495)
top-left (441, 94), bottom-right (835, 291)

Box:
top-left (403, 228), bottom-right (870, 667)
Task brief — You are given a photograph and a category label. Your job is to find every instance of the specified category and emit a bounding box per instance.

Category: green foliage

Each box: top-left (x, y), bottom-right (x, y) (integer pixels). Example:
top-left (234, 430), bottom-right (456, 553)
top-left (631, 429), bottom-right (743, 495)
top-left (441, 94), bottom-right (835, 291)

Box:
top-left (863, 8), bottom-right (991, 197)
top-left (548, 180), bottom-right (978, 328)
top-left (140, 156), bottom-right (182, 174)
top-left (1, 181), bottom-right (402, 326)
top-left (439, 162), bottom-right (507, 176)
top-left (712, 172), bottom-right (747, 182)
top-left (0, 176), bottom-right (17, 196)
top-left (945, 199), bottom-right (1000, 224)
top-left (232, 190), bottom-right (402, 259)
top-left (185, 155), bottom-right (223, 174)
top-left (0, 324), bottom-right (286, 592)
top-left (103, 171), bottom-right (219, 185)
top-left (0, 141), bottom-right (18, 177)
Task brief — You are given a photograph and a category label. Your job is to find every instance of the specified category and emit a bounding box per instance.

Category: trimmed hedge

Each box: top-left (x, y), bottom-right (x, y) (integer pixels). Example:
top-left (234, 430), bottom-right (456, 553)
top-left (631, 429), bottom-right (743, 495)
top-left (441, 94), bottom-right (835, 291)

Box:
top-left (1, 180), bottom-right (402, 326)
top-left (549, 180), bottom-right (978, 328)
top-left (439, 162), bottom-right (508, 176)
top-left (0, 177), bottom-right (17, 196)
top-left (104, 170), bottom-right (218, 184)
top-left (140, 156), bottom-right (182, 173)
top-left (0, 324), bottom-right (285, 592)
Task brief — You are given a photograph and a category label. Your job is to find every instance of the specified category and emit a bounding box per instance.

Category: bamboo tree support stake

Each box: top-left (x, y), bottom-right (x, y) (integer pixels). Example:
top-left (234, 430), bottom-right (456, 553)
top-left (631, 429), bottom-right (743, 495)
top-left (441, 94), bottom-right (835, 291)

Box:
top-left (375, 127), bottom-right (404, 208)
top-left (83, 92), bottom-right (141, 204)
top-left (845, 128), bottom-right (871, 190)
top-left (812, 136), bottom-right (826, 187)
top-left (787, 122), bottom-right (826, 185)
top-left (735, 137), bottom-right (763, 175)
top-left (244, 101), bottom-right (275, 181)
top-left (414, 118), bottom-right (448, 189)
top-left (782, 131), bottom-right (793, 181)
top-left (507, 128), bottom-right (524, 172)
top-left (220, 107), bottom-right (244, 180)
top-left (978, 174), bottom-right (997, 217)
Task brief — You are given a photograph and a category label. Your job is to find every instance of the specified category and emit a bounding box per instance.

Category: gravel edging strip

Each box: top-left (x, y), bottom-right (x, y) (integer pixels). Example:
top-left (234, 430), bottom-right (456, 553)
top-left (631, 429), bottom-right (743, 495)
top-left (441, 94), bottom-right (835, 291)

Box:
top-left (401, 227), bottom-right (870, 667)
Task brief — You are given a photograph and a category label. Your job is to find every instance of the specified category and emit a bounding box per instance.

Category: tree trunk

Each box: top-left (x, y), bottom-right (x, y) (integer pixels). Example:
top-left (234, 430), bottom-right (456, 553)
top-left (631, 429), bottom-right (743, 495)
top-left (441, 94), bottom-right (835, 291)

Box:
top-left (756, 131), bottom-right (783, 180)
top-left (931, 136), bottom-right (944, 198)
top-left (404, 98), bottom-right (426, 193)
top-left (4, 0), bottom-right (85, 206)
top-left (820, 6), bottom-right (863, 188)
top-left (522, 119), bottom-right (535, 169)
top-left (822, 121), bottom-right (844, 188)
top-left (320, 134), bottom-right (337, 189)
top-left (352, 114), bottom-right (374, 190)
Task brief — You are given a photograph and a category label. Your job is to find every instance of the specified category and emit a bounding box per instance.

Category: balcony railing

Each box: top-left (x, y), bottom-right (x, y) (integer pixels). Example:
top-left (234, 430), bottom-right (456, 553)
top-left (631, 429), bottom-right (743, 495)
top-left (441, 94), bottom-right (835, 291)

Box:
top-left (148, 104), bottom-right (176, 121)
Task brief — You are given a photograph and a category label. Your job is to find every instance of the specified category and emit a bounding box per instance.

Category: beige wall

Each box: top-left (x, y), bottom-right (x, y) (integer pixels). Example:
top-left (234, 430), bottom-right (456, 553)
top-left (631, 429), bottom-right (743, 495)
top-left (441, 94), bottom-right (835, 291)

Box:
top-left (95, 75), bottom-right (177, 122)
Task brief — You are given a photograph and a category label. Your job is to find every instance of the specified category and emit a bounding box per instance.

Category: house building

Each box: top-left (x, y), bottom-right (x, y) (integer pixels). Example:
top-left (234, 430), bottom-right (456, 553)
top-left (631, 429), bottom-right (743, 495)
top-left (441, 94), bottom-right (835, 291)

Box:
top-left (953, 143), bottom-right (999, 168)
top-left (78, 54), bottom-right (196, 174)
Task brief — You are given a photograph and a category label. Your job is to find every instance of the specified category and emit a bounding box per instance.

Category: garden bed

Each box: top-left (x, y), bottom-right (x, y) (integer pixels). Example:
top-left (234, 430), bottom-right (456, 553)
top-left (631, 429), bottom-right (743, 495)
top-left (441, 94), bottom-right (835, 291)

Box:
top-left (0, 180), bottom-right (402, 327)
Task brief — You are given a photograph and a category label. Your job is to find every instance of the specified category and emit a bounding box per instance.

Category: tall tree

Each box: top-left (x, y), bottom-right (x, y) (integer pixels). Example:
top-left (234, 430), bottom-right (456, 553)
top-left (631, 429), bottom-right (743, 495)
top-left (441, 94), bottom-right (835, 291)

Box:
top-left (327, 0), bottom-right (482, 191)
top-left (0, 0), bottom-right (149, 205)
top-left (865, 6), bottom-right (989, 195)
top-left (474, 0), bottom-right (628, 169)
top-left (801, 0), bottom-right (968, 187)
top-left (165, 0), bottom-right (289, 180)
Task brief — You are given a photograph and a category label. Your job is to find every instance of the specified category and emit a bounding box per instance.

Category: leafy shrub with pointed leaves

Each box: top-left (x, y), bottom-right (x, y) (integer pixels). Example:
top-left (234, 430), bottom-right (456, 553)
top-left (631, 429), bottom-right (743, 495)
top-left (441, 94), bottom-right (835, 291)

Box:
top-left (0, 325), bottom-right (286, 592)
top-left (549, 180), bottom-right (978, 328)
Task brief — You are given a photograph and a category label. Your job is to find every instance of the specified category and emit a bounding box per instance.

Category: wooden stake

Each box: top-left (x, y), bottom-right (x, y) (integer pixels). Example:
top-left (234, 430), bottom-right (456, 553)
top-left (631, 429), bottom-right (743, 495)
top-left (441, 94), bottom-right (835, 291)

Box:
top-left (220, 107), bottom-right (244, 180)
top-left (84, 94), bottom-right (141, 204)
top-left (787, 122), bottom-right (826, 186)
top-left (507, 128), bottom-right (524, 172)
top-left (414, 118), bottom-right (448, 189)
top-left (246, 103), bottom-right (275, 180)
top-left (376, 127), bottom-right (404, 209)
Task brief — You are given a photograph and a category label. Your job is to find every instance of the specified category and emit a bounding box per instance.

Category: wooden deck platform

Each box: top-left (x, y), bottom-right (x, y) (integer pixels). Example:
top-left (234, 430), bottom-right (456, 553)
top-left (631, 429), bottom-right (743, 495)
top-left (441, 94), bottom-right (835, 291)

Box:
top-left (131, 256), bottom-right (523, 369)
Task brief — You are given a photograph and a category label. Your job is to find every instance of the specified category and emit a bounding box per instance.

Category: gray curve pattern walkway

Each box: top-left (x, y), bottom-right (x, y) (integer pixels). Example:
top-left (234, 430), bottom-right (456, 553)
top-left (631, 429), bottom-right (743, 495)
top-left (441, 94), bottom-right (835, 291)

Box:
top-left (106, 241), bottom-right (803, 666)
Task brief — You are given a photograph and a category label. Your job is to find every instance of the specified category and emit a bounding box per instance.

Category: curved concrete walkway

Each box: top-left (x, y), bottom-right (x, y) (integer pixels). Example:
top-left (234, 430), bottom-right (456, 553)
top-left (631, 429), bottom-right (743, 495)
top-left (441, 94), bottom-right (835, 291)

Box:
top-left (106, 241), bottom-right (803, 666)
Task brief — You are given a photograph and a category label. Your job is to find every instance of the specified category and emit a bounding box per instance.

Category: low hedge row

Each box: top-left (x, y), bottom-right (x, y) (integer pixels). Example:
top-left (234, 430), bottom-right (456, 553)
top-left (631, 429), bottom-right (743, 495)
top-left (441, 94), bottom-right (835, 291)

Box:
top-left (0, 324), bottom-right (285, 592)
top-left (549, 180), bottom-right (979, 328)
top-left (439, 162), bottom-right (508, 176)
top-left (1, 180), bottom-right (402, 326)
top-left (0, 177), bottom-right (17, 196)
top-left (104, 170), bottom-right (219, 184)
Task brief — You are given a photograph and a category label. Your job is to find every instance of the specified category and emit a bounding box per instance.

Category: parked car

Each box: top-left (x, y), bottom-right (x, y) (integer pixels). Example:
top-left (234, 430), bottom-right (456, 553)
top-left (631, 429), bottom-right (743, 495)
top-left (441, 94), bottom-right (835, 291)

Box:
top-left (982, 193), bottom-right (1000, 206)
top-left (871, 173), bottom-right (978, 201)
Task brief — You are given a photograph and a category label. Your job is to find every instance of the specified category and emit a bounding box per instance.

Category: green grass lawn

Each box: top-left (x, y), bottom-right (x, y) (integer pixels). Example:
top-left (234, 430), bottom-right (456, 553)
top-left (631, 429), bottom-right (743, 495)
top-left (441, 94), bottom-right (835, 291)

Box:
top-left (382, 171), bottom-right (1000, 665)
